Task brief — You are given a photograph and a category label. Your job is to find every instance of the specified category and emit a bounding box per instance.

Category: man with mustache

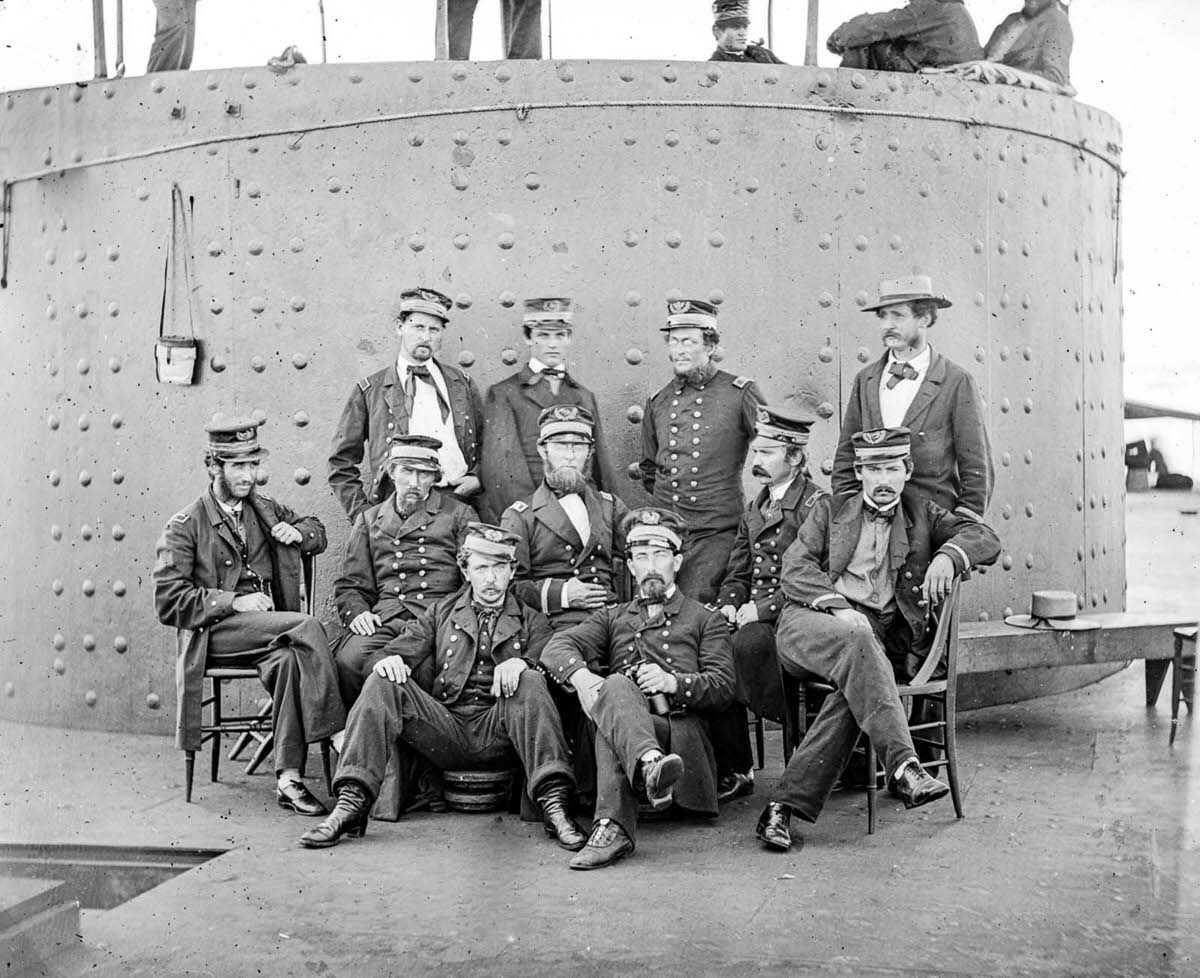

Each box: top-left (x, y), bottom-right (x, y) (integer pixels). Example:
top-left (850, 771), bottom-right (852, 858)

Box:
top-left (832, 276), bottom-right (993, 523)
top-left (638, 298), bottom-right (764, 603)
top-left (154, 417), bottom-right (345, 816)
top-left (756, 428), bottom-right (1000, 851)
top-left (710, 404), bottom-right (827, 802)
top-left (709, 0), bottom-right (784, 64)
top-left (480, 297), bottom-right (619, 523)
top-left (542, 509), bottom-right (736, 870)
top-left (301, 523), bottom-right (586, 852)
top-left (329, 287), bottom-right (484, 525)
top-left (332, 435), bottom-right (477, 705)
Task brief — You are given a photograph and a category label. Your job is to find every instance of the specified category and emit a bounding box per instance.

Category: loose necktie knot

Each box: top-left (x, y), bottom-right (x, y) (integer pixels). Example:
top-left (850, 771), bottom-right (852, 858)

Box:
top-left (885, 361), bottom-right (919, 390)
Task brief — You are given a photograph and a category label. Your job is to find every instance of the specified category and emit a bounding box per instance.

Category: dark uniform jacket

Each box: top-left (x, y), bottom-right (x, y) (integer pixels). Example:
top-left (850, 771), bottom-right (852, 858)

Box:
top-left (501, 483), bottom-right (630, 628)
top-left (985, 4), bottom-right (1072, 86)
top-left (479, 365), bottom-right (620, 522)
top-left (378, 587), bottom-right (553, 710)
top-left (153, 490), bottom-right (328, 751)
top-left (328, 359), bottom-right (484, 523)
top-left (716, 474), bottom-right (826, 625)
top-left (828, 0), bottom-right (983, 68)
top-left (709, 44), bottom-right (784, 63)
top-left (639, 369), bottom-right (764, 536)
top-left (541, 589), bottom-right (736, 815)
top-left (333, 489), bottom-right (477, 629)
top-left (781, 490), bottom-right (1000, 651)
top-left (832, 349), bottom-right (994, 521)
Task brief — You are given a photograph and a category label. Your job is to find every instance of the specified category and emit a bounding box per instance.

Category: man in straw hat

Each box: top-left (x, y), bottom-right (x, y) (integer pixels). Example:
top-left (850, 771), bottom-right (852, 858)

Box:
top-left (756, 427), bottom-right (1000, 851)
top-left (300, 523), bottom-right (586, 852)
top-left (154, 417), bottom-right (345, 817)
top-left (833, 275), bottom-right (994, 523)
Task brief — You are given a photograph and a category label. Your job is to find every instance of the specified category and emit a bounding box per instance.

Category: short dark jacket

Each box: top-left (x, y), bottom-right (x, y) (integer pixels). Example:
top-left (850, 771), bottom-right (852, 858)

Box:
top-left (328, 359), bottom-right (484, 523)
top-left (709, 44), bottom-right (784, 64)
top-left (828, 0), bottom-right (983, 67)
top-left (985, 5), bottom-right (1072, 86)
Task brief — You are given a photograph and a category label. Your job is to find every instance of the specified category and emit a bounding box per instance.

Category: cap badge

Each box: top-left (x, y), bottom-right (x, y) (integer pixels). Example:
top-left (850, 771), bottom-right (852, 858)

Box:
top-left (668, 300), bottom-right (690, 315)
top-left (483, 528), bottom-right (504, 543)
top-left (552, 405), bottom-right (577, 420)
top-left (756, 407), bottom-right (771, 425)
top-left (862, 430), bottom-right (887, 445)
top-left (641, 511), bottom-right (661, 525)
top-left (235, 428), bottom-right (255, 442)
top-left (543, 299), bottom-right (562, 312)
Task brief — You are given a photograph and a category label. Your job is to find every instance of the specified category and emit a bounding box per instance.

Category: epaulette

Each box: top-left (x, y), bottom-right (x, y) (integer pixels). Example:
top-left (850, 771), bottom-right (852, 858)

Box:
top-left (508, 500), bottom-right (529, 513)
top-left (599, 491), bottom-right (613, 502)
top-left (166, 510), bottom-right (191, 526)
top-left (357, 376), bottom-right (371, 393)
top-left (732, 376), bottom-right (753, 389)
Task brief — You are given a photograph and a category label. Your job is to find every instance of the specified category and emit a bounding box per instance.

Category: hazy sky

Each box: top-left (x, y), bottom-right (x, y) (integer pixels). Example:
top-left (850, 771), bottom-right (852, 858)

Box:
top-left (0, 0), bottom-right (1195, 409)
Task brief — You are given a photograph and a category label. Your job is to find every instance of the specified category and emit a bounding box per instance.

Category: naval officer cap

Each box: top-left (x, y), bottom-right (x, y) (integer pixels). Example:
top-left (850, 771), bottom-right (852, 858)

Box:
top-left (523, 296), bottom-right (575, 329)
top-left (756, 404), bottom-right (818, 447)
top-left (713, 0), bottom-right (751, 28)
top-left (861, 275), bottom-right (952, 313)
top-left (661, 298), bottom-right (719, 332)
top-left (387, 434), bottom-right (443, 473)
top-left (851, 427), bottom-right (912, 463)
top-left (537, 404), bottom-right (596, 444)
top-left (463, 522), bottom-right (520, 561)
top-left (206, 416), bottom-right (269, 462)
top-left (622, 508), bottom-right (687, 553)
top-left (398, 287), bottom-right (453, 321)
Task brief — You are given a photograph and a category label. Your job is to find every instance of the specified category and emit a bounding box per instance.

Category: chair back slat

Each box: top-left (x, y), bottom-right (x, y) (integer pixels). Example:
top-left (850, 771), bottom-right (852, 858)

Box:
top-left (905, 578), bottom-right (961, 690)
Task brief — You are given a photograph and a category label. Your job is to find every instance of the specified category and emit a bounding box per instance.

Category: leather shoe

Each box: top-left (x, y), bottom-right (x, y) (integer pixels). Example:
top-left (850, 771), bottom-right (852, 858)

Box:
top-left (755, 802), bottom-right (795, 852)
top-left (277, 780), bottom-right (328, 817)
top-left (569, 818), bottom-right (635, 870)
top-left (299, 781), bottom-right (371, 848)
top-left (716, 771), bottom-right (755, 803)
top-left (537, 779), bottom-right (588, 851)
top-left (640, 752), bottom-right (684, 811)
top-left (891, 759), bottom-right (950, 810)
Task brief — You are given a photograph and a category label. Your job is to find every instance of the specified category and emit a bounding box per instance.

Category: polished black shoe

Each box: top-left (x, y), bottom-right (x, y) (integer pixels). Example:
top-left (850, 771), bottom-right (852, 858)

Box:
top-left (277, 780), bottom-right (328, 817)
top-left (537, 779), bottom-right (588, 851)
top-left (641, 752), bottom-right (684, 811)
top-left (299, 781), bottom-right (371, 848)
top-left (755, 802), bottom-right (794, 852)
top-left (716, 771), bottom-right (755, 803)
top-left (569, 818), bottom-right (635, 871)
top-left (891, 759), bottom-right (950, 810)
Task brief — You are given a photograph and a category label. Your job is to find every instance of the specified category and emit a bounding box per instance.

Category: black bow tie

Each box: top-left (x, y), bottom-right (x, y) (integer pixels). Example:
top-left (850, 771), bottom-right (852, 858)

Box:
top-left (406, 364), bottom-right (451, 422)
top-left (540, 367), bottom-right (566, 380)
top-left (864, 503), bottom-right (897, 524)
top-left (885, 361), bottom-right (919, 390)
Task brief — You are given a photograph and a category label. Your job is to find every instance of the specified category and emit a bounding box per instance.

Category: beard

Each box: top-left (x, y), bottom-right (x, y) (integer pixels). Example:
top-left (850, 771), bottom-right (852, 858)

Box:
top-left (545, 462), bottom-right (588, 495)
top-left (396, 487), bottom-right (428, 517)
top-left (674, 362), bottom-right (713, 386)
top-left (213, 469), bottom-right (253, 502)
top-left (638, 572), bottom-right (669, 604)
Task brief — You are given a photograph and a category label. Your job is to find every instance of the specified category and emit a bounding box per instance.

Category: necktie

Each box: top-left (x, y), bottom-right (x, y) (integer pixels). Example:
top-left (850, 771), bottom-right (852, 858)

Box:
top-left (761, 498), bottom-right (781, 522)
top-left (885, 361), bottom-right (919, 390)
top-left (539, 367), bottom-right (564, 395)
top-left (863, 503), bottom-right (896, 524)
top-left (407, 365), bottom-right (451, 422)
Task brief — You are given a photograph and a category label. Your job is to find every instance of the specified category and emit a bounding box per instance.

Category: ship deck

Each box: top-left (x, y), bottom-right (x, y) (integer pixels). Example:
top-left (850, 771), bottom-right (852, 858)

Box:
top-left (3, 490), bottom-right (1198, 977)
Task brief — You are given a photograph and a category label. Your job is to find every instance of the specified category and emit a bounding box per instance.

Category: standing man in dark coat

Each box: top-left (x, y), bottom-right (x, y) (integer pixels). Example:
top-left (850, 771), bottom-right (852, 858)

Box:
top-left (710, 404), bottom-right (827, 801)
top-left (833, 276), bottom-right (993, 522)
top-left (301, 523), bottom-right (586, 852)
top-left (542, 509), bottom-right (736, 870)
top-left (639, 298), bottom-right (764, 603)
top-left (502, 405), bottom-right (630, 632)
top-left (827, 0), bottom-right (982, 72)
top-left (447, 0), bottom-right (542, 60)
top-left (480, 297), bottom-right (619, 523)
top-left (154, 417), bottom-right (345, 817)
top-left (709, 1), bottom-right (784, 63)
top-left (329, 287), bottom-right (484, 525)
top-left (147, 0), bottom-right (197, 73)
top-left (985, 0), bottom-right (1073, 87)
top-left (332, 435), bottom-right (477, 704)
top-left (756, 428), bottom-right (1001, 851)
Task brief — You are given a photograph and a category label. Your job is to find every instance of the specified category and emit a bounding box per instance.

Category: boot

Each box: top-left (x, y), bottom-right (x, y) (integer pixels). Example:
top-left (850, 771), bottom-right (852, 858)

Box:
top-left (537, 777), bottom-right (587, 851)
top-left (299, 780), bottom-right (371, 849)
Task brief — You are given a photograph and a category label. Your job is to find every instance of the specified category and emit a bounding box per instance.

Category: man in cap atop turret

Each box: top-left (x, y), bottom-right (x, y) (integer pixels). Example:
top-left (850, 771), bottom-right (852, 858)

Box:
top-left (154, 417), bottom-right (345, 817)
top-left (827, 0), bottom-right (982, 72)
top-left (301, 523), bottom-right (586, 852)
top-left (710, 403), bottom-right (827, 802)
top-left (329, 287), bottom-right (483, 524)
top-left (709, 1), bottom-right (784, 63)
top-left (480, 297), bottom-right (620, 523)
top-left (638, 298), bottom-right (765, 604)
top-left (541, 508), bottom-right (736, 870)
top-left (332, 434), bottom-right (478, 705)
top-left (756, 427), bottom-right (1000, 852)
top-left (832, 275), bottom-right (993, 522)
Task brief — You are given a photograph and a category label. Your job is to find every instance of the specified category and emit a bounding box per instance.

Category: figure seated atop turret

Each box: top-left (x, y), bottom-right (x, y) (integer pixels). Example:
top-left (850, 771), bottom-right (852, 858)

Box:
top-left (984, 0), bottom-right (1073, 88)
top-left (826, 0), bottom-right (982, 73)
top-left (709, 1), bottom-right (784, 64)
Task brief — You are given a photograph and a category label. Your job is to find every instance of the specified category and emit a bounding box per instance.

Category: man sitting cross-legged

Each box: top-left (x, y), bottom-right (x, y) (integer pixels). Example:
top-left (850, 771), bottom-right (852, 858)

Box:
top-left (300, 523), bottom-right (586, 851)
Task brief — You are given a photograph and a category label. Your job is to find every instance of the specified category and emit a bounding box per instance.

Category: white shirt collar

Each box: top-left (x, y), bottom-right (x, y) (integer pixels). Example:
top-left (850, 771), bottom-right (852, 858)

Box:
top-left (528, 357), bottom-right (549, 374)
top-left (862, 491), bottom-right (901, 515)
top-left (212, 491), bottom-right (243, 517)
top-left (886, 344), bottom-right (931, 373)
top-left (769, 476), bottom-right (796, 503)
top-left (397, 352), bottom-right (440, 373)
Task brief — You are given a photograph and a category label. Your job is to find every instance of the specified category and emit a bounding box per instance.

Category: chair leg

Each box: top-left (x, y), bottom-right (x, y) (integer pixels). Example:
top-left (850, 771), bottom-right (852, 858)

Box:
top-left (943, 696), bottom-right (963, 820)
top-left (1171, 634), bottom-right (1184, 746)
top-left (321, 740), bottom-right (334, 795)
top-left (245, 733), bottom-right (275, 776)
top-left (754, 714), bottom-right (765, 771)
top-left (185, 750), bottom-right (196, 803)
top-left (865, 737), bottom-right (877, 835)
top-left (210, 679), bottom-right (222, 784)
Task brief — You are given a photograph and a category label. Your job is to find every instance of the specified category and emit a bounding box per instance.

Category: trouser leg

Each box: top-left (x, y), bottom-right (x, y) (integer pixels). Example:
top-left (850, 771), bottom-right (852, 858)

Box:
top-left (675, 529), bottom-right (737, 605)
top-left (446, 0), bottom-right (480, 60)
top-left (734, 622), bottom-right (787, 723)
top-left (589, 675), bottom-right (661, 841)
top-left (502, 0), bottom-right (542, 59)
top-left (493, 671), bottom-right (575, 796)
top-left (334, 625), bottom-right (404, 706)
top-left (709, 703), bottom-right (753, 778)
top-left (147, 0), bottom-right (197, 73)
top-left (773, 688), bottom-right (863, 820)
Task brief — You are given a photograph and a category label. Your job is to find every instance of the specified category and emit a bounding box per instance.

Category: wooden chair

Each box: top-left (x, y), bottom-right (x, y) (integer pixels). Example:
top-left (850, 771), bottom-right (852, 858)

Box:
top-left (1170, 625), bottom-right (1197, 746)
top-left (184, 553), bottom-right (332, 802)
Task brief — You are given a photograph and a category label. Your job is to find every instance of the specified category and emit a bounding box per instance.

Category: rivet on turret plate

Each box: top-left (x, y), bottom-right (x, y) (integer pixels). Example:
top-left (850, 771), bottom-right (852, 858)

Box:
top-left (708, 290), bottom-right (725, 306)
top-left (293, 411), bottom-right (310, 428)
top-left (292, 352), bottom-right (308, 368)
top-left (854, 236), bottom-right (868, 252)
top-left (327, 176), bottom-right (342, 193)
top-left (210, 356), bottom-right (227, 373)
top-left (291, 296), bottom-right (306, 312)
top-left (820, 459), bottom-right (834, 475)
top-left (1002, 505), bottom-right (1013, 520)
top-left (111, 523), bottom-right (125, 539)
top-left (851, 73), bottom-right (866, 89)
top-left (210, 299), bottom-right (224, 315)
top-left (498, 292), bottom-right (516, 308)
top-left (818, 345), bottom-right (834, 364)
top-left (455, 293), bottom-right (473, 309)
top-left (249, 296), bottom-right (266, 313)
top-left (251, 356), bottom-right (267, 373)
top-left (706, 68), bottom-right (721, 85)
top-left (49, 470), bottom-right (61, 487)
top-left (856, 347), bottom-right (870, 363)
top-left (818, 292), bottom-right (834, 309)
top-left (818, 235), bottom-right (832, 251)
top-left (816, 402), bottom-right (835, 420)
top-left (662, 67), bottom-right (677, 83)
top-left (665, 231), bottom-right (682, 249)
top-left (1001, 453), bottom-right (1011, 467)
top-left (294, 468), bottom-right (311, 485)
top-left (708, 232), bottom-right (724, 249)
top-left (999, 398), bottom-right (1011, 413)
top-left (624, 230), bottom-right (640, 248)
top-left (918, 183), bottom-right (931, 198)
top-left (451, 170), bottom-right (469, 190)
top-left (113, 581), bottom-right (127, 597)
top-left (627, 406), bottom-right (644, 424)
top-left (82, 581), bottom-right (95, 597)
top-left (495, 65), bottom-right (513, 83)
top-left (408, 132), bottom-right (424, 147)
top-left (85, 690), bottom-right (98, 706)
top-left (147, 693), bottom-right (161, 710)
top-left (557, 64), bottom-right (575, 83)
top-left (501, 348), bottom-right (519, 366)
top-left (457, 351), bottom-right (476, 369)
top-left (625, 291), bottom-right (642, 307)
top-left (242, 74), bottom-right (257, 90)
top-left (854, 291), bottom-right (869, 306)
top-left (625, 348), bottom-right (644, 365)
top-left (999, 293), bottom-right (1010, 309)
top-left (78, 413), bottom-right (91, 431)
top-left (50, 525), bottom-right (62, 541)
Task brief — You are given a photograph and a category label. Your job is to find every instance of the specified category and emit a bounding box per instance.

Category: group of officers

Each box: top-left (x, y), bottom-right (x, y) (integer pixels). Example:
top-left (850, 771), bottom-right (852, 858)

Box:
top-left (153, 273), bottom-right (1002, 869)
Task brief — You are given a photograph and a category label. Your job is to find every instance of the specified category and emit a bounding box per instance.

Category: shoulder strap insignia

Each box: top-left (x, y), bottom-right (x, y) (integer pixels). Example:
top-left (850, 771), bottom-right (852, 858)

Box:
top-left (732, 376), bottom-right (752, 389)
top-left (509, 500), bottom-right (529, 513)
top-left (166, 510), bottom-right (191, 526)
top-left (357, 376), bottom-right (371, 393)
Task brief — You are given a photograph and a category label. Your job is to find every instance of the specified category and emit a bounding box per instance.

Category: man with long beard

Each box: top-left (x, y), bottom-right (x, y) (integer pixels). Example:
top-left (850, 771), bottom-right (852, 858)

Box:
top-left (638, 298), bottom-right (764, 603)
top-left (154, 417), bottom-right (345, 816)
top-left (541, 509), bottom-right (736, 870)
top-left (332, 435), bottom-right (477, 705)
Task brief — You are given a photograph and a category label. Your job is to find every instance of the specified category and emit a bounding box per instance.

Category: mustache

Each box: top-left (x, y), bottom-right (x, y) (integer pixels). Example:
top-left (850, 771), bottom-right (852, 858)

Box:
top-left (751, 465), bottom-right (769, 478)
